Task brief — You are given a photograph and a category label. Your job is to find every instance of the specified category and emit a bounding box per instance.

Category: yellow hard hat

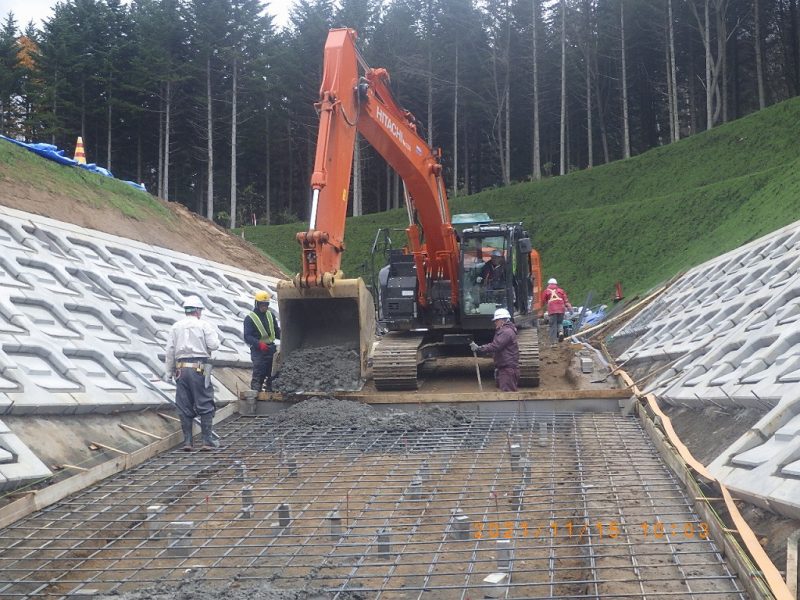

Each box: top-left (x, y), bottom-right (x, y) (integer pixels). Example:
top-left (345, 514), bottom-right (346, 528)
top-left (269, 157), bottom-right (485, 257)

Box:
top-left (254, 290), bottom-right (271, 302)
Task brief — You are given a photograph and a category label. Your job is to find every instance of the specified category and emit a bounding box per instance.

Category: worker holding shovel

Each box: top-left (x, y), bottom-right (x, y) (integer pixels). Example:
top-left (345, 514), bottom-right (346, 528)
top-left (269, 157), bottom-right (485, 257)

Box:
top-left (469, 308), bottom-right (520, 392)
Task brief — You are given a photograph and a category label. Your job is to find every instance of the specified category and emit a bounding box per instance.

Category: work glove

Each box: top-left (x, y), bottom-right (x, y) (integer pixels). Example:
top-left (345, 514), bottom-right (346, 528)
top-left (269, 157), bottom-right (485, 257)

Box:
top-left (258, 341), bottom-right (269, 352)
top-left (469, 341), bottom-right (480, 353)
top-left (475, 276), bottom-right (483, 283)
top-left (162, 371), bottom-right (174, 384)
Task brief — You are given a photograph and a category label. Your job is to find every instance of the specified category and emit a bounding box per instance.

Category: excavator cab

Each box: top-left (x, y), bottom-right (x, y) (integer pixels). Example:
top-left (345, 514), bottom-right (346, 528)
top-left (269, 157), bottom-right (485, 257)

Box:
top-left (457, 221), bottom-right (535, 330)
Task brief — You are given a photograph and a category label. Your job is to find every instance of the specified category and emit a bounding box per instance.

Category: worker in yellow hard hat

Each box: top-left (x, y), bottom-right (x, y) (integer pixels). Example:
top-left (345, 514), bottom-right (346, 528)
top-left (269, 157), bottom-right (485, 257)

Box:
top-left (243, 289), bottom-right (280, 392)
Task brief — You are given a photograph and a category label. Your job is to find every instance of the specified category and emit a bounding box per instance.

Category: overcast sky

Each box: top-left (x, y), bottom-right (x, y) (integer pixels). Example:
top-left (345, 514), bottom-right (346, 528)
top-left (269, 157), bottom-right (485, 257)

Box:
top-left (1, 0), bottom-right (293, 30)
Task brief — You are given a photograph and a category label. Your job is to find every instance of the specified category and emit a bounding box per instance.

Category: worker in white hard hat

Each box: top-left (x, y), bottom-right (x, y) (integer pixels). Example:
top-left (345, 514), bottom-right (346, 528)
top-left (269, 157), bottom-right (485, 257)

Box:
top-left (540, 278), bottom-right (571, 344)
top-left (469, 307), bottom-right (520, 391)
top-left (163, 295), bottom-right (221, 451)
top-left (243, 289), bottom-right (280, 392)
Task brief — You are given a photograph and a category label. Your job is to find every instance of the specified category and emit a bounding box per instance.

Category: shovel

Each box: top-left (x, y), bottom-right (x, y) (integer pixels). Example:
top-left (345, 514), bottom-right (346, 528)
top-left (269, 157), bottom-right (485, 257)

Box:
top-left (472, 350), bottom-right (483, 392)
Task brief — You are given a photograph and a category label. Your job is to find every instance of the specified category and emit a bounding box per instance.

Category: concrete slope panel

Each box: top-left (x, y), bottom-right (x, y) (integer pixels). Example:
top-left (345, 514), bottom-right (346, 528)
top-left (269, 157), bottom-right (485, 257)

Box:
top-left (611, 220), bottom-right (800, 519)
top-left (0, 205), bottom-right (282, 491)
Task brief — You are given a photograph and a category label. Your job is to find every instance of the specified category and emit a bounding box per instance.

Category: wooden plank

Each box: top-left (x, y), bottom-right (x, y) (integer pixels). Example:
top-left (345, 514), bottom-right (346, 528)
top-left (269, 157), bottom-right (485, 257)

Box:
top-left (0, 403), bottom-right (236, 529)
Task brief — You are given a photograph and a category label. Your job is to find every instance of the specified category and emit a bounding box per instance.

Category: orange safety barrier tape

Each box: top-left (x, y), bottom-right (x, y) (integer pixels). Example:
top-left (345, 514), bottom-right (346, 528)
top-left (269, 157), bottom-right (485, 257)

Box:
top-left (618, 370), bottom-right (791, 599)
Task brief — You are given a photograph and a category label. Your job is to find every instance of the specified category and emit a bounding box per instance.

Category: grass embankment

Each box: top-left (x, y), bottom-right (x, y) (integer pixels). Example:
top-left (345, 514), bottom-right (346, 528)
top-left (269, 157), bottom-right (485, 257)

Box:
top-left (0, 140), bottom-right (172, 221)
top-left (244, 97), bottom-right (800, 304)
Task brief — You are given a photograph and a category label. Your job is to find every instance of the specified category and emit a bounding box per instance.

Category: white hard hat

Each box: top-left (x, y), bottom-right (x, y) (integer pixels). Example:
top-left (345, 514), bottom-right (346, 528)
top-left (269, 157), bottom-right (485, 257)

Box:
top-left (548, 278), bottom-right (557, 285)
top-left (493, 308), bottom-right (511, 321)
top-left (182, 295), bottom-right (204, 310)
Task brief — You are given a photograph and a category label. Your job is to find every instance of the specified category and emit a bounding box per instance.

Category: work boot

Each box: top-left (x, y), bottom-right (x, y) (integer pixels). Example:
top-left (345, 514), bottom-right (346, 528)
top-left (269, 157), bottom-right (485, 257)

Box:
top-left (179, 416), bottom-right (194, 451)
top-left (200, 414), bottom-right (219, 451)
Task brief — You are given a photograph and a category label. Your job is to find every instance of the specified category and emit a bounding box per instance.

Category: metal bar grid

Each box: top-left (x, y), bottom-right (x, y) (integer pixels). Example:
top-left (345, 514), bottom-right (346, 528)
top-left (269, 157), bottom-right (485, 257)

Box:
top-left (0, 411), bottom-right (748, 599)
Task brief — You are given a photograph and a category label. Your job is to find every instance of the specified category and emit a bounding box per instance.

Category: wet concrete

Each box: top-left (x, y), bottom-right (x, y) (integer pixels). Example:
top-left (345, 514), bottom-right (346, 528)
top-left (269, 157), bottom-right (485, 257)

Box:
top-left (269, 397), bottom-right (472, 432)
top-left (98, 577), bottom-right (364, 599)
top-left (273, 345), bottom-right (361, 394)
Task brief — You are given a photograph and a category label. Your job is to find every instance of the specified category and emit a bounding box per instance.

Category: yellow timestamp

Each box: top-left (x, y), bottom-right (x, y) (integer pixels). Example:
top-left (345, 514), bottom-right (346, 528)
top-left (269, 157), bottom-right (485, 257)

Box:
top-left (472, 521), bottom-right (710, 540)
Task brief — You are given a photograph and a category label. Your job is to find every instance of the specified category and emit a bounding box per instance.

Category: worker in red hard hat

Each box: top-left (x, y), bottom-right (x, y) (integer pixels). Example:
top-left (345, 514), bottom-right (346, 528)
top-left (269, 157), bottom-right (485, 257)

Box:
top-left (469, 308), bottom-right (520, 391)
top-left (540, 278), bottom-right (571, 345)
top-left (244, 289), bottom-right (280, 392)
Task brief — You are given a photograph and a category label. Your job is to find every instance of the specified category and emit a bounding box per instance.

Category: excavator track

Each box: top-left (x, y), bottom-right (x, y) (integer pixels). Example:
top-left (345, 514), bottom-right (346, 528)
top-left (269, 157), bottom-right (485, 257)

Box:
top-left (518, 327), bottom-right (540, 387)
top-left (372, 332), bottom-right (424, 391)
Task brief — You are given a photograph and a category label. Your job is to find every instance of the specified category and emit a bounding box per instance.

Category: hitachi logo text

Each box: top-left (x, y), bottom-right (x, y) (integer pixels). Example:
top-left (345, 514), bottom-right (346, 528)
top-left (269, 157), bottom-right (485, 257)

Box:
top-left (376, 106), bottom-right (411, 150)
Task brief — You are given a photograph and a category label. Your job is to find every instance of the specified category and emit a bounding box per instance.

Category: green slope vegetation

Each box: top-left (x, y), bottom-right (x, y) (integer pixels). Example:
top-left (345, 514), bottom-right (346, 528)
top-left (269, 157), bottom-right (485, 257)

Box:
top-left (245, 97), bottom-right (800, 303)
top-left (0, 140), bottom-right (171, 221)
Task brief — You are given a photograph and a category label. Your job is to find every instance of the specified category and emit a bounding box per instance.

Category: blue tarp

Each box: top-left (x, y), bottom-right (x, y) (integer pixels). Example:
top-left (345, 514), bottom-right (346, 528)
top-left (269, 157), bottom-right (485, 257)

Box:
top-left (1, 135), bottom-right (147, 193)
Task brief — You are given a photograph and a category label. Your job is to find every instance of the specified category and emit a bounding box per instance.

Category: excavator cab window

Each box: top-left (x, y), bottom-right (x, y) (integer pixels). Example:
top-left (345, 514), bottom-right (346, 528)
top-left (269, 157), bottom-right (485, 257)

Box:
top-left (461, 236), bottom-right (511, 315)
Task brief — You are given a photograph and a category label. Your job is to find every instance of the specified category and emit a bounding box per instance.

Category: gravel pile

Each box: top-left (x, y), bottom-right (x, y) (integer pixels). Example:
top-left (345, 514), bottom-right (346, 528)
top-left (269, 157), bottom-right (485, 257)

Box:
top-left (273, 345), bottom-right (361, 394)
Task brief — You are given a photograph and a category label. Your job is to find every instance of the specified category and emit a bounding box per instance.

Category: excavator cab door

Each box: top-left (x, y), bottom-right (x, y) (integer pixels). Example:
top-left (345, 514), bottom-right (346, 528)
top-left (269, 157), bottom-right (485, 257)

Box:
top-left (458, 230), bottom-right (514, 329)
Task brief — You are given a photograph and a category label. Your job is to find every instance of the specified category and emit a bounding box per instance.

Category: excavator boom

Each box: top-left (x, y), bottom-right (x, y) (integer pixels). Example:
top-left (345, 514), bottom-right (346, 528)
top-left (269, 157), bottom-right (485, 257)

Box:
top-left (277, 28), bottom-right (461, 393)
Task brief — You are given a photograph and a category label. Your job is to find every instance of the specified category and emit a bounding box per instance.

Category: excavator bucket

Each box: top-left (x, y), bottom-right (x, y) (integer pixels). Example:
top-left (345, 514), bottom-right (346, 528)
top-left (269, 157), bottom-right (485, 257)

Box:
top-left (276, 277), bottom-right (375, 393)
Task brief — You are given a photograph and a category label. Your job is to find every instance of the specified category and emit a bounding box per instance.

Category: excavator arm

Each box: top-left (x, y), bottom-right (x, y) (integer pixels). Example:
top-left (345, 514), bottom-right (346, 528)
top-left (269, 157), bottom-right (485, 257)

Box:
top-left (297, 28), bottom-right (460, 309)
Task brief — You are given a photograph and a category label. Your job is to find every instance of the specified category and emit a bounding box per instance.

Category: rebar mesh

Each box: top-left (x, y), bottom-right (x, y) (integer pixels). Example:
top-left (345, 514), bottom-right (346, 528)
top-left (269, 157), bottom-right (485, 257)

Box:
top-left (0, 410), bottom-right (747, 599)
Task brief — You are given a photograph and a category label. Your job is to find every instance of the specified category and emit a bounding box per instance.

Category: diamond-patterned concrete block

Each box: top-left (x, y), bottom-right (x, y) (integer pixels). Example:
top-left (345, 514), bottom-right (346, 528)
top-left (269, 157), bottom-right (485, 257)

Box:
top-left (613, 220), bottom-right (800, 519)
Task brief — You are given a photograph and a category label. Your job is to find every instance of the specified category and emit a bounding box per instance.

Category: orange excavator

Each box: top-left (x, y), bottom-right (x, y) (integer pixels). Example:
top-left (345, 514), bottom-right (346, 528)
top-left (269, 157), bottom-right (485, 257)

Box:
top-left (277, 28), bottom-right (541, 391)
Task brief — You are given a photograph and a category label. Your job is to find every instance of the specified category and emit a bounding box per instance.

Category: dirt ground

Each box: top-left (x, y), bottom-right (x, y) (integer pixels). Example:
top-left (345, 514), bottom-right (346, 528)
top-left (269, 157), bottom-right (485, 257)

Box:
top-left (1, 179), bottom-right (285, 278)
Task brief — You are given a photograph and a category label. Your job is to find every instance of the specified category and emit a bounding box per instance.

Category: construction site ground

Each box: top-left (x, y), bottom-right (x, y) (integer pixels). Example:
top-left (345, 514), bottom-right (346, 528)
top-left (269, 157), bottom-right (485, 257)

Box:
top-left (0, 402), bottom-right (748, 599)
top-left (0, 178), bottom-right (791, 598)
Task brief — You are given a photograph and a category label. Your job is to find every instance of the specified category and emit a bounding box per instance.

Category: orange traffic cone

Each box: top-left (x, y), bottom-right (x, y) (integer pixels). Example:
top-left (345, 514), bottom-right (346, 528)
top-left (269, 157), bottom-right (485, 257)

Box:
top-left (73, 137), bottom-right (86, 164)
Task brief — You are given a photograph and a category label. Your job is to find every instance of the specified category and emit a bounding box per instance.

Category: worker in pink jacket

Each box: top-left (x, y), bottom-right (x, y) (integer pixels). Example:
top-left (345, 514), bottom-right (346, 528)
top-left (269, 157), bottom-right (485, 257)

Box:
top-left (540, 278), bottom-right (571, 344)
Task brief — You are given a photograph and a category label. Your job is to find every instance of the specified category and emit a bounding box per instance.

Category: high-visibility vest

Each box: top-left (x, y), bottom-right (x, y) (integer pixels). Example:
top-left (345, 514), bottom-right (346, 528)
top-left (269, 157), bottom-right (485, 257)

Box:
top-left (248, 311), bottom-right (276, 343)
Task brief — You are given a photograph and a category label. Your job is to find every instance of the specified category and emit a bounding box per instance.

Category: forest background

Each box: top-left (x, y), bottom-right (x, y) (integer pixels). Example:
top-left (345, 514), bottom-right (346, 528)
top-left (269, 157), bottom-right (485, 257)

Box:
top-left (1, 0), bottom-right (797, 228)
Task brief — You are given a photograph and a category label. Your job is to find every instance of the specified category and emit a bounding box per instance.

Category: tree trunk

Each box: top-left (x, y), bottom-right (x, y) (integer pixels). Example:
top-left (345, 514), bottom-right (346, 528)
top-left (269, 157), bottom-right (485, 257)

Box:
top-left (532, 0), bottom-right (541, 179)
top-left (705, 0), bottom-right (713, 129)
top-left (426, 1), bottom-right (434, 146)
top-left (621, 0), bottom-right (631, 159)
top-left (464, 125), bottom-right (471, 194)
top-left (585, 0), bottom-right (594, 169)
top-left (453, 42), bottom-right (459, 197)
top-left (136, 129), bottom-right (142, 185)
top-left (504, 76), bottom-right (510, 184)
top-left (668, 0), bottom-right (680, 140)
top-left (754, 0), bottom-right (765, 109)
top-left (106, 94), bottom-right (112, 171)
top-left (718, 6), bottom-right (728, 123)
top-left (163, 80), bottom-right (171, 201)
top-left (51, 70), bottom-right (58, 145)
top-left (206, 55), bottom-right (214, 220)
top-left (689, 51), bottom-right (698, 134)
top-left (503, 1), bottom-right (511, 185)
top-left (591, 52), bottom-right (610, 163)
top-left (559, 0), bottom-right (567, 175)
top-left (665, 32), bottom-right (675, 142)
top-left (265, 112), bottom-right (271, 224)
top-left (81, 80), bottom-right (86, 141)
top-left (230, 57), bottom-right (237, 229)
top-left (157, 87), bottom-right (164, 198)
